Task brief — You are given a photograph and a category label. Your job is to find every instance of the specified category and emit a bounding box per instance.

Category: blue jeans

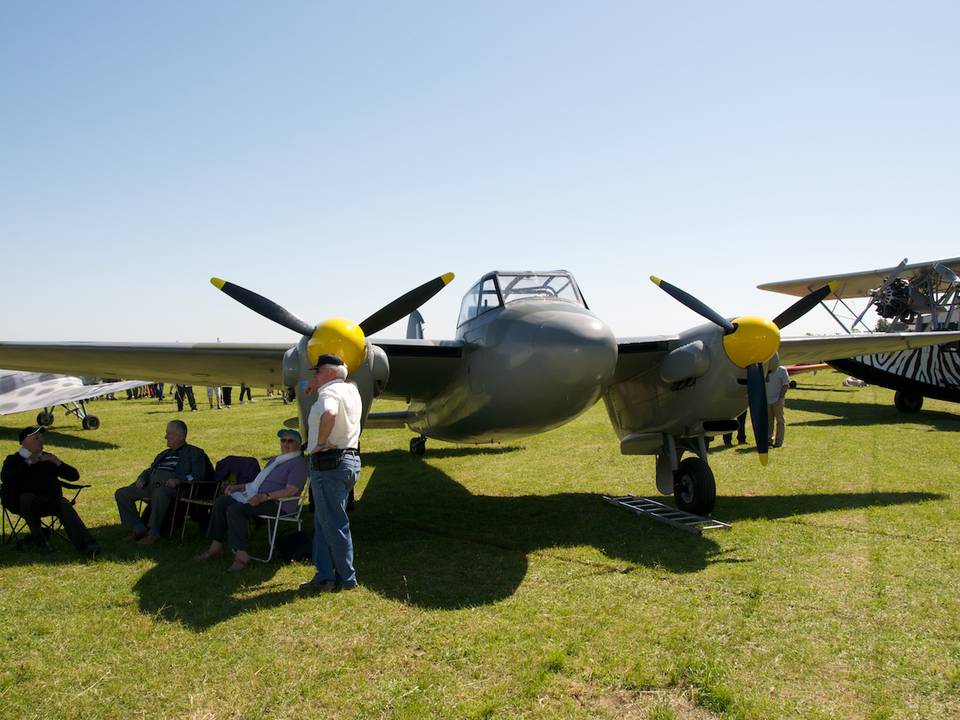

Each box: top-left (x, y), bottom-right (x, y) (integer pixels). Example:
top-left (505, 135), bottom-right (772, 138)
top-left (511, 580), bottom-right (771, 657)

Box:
top-left (310, 455), bottom-right (360, 588)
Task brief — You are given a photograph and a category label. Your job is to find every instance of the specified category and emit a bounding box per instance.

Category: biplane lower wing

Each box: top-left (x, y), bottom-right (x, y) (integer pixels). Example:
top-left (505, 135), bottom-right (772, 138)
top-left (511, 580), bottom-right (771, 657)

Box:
top-left (778, 332), bottom-right (960, 365)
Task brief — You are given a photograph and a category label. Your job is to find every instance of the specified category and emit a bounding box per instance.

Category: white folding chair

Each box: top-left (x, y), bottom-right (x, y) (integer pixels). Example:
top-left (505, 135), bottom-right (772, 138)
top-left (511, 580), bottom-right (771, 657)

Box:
top-left (249, 485), bottom-right (310, 563)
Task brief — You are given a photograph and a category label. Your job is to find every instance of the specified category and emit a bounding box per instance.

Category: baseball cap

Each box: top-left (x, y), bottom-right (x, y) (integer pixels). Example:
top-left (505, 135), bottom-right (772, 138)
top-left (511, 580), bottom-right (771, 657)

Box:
top-left (277, 428), bottom-right (303, 443)
top-left (312, 353), bottom-right (345, 370)
top-left (19, 426), bottom-right (46, 443)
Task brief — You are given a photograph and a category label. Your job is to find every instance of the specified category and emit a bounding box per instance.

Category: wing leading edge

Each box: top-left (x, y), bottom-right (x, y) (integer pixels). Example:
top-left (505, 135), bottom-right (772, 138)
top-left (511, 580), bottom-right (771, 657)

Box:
top-left (0, 342), bottom-right (290, 387)
top-left (778, 331), bottom-right (960, 365)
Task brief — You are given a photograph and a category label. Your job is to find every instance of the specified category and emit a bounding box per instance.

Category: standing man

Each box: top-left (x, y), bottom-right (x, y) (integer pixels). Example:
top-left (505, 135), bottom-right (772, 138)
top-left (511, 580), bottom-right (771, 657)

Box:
top-left (114, 420), bottom-right (207, 544)
top-left (174, 384), bottom-right (197, 412)
top-left (766, 364), bottom-right (790, 449)
top-left (1, 426), bottom-right (100, 556)
top-left (299, 354), bottom-right (362, 593)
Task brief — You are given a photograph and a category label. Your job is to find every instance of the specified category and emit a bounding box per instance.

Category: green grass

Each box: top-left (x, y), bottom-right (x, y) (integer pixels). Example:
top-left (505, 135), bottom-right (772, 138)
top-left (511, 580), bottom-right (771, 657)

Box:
top-left (1, 375), bottom-right (959, 719)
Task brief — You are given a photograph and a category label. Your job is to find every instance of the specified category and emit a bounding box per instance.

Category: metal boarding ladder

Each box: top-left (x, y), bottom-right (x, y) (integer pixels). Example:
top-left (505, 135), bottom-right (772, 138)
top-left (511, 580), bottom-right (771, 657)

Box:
top-left (602, 495), bottom-right (731, 534)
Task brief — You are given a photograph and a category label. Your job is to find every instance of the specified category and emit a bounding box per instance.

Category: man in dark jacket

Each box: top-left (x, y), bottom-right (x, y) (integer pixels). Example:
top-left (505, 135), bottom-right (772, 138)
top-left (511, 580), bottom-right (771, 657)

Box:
top-left (114, 419), bottom-right (208, 545)
top-left (1, 426), bottom-right (100, 556)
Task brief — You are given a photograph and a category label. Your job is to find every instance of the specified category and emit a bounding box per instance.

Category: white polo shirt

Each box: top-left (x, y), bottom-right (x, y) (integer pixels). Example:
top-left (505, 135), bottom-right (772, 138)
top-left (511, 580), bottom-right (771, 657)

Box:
top-left (307, 379), bottom-right (362, 453)
top-left (765, 366), bottom-right (790, 405)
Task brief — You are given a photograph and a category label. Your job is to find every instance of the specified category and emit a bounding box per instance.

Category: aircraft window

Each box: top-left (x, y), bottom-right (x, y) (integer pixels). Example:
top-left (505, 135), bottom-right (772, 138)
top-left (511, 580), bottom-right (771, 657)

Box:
top-left (477, 278), bottom-right (501, 316)
top-left (496, 273), bottom-right (584, 306)
top-left (457, 283), bottom-right (481, 326)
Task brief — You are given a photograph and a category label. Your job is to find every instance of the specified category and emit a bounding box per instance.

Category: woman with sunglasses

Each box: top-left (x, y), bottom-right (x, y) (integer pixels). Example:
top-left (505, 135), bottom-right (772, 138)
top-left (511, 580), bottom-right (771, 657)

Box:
top-left (195, 428), bottom-right (308, 571)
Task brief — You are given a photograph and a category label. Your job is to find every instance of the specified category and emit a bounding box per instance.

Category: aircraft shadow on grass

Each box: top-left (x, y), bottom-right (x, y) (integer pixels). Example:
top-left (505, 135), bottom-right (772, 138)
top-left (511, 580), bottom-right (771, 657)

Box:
top-left (0, 452), bottom-right (941, 630)
top-left (787, 397), bottom-right (960, 430)
top-left (0, 425), bottom-right (119, 450)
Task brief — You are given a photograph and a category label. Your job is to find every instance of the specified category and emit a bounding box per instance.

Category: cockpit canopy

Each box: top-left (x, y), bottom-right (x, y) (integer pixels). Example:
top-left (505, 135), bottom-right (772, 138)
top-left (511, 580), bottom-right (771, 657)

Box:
top-left (457, 271), bottom-right (587, 327)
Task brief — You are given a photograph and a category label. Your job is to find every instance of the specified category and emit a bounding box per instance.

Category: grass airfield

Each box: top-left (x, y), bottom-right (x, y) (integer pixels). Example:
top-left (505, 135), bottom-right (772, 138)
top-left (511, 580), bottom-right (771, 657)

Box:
top-left (1, 373), bottom-right (959, 720)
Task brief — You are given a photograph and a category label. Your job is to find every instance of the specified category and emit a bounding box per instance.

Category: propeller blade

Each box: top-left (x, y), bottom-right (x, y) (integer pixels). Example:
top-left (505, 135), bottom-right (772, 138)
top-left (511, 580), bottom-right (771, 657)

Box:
top-left (210, 278), bottom-right (314, 336)
top-left (747, 363), bottom-right (769, 465)
top-left (359, 272), bottom-right (455, 336)
top-left (771, 283), bottom-right (835, 330)
top-left (649, 276), bottom-right (736, 334)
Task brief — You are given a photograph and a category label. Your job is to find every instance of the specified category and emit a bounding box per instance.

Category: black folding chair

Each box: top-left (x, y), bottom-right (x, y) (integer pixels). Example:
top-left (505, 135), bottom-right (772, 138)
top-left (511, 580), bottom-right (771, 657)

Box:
top-left (1, 481), bottom-right (90, 545)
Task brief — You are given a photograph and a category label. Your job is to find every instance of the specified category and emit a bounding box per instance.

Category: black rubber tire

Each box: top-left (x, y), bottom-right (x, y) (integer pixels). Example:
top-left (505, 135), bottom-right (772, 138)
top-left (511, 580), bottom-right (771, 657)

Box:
top-left (409, 437), bottom-right (426, 456)
top-left (81, 415), bottom-right (101, 430)
top-left (36, 411), bottom-right (54, 427)
top-left (673, 457), bottom-right (717, 516)
top-left (894, 391), bottom-right (923, 413)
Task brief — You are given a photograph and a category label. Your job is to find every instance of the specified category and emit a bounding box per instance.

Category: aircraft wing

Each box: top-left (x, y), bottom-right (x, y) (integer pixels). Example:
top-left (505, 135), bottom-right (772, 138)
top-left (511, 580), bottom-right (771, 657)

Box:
top-left (779, 331), bottom-right (960, 365)
top-left (758, 257), bottom-right (960, 299)
top-left (0, 375), bottom-right (151, 416)
top-left (0, 342), bottom-right (290, 387)
top-left (613, 336), bottom-right (677, 383)
top-left (376, 339), bottom-right (465, 401)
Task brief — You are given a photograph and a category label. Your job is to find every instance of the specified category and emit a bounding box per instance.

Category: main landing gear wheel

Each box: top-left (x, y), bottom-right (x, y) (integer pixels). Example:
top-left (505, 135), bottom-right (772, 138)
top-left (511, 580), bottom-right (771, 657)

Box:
top-left (409, 436), bottom-right (427, 456)
top-left (894, 390), bottom-right (923, 413)
top-left (673, 457), bottom-right (717, 516)
top-left (81, 415), bottom-right (101, 430)
top-left (36, 411), bottom-right (54, 427)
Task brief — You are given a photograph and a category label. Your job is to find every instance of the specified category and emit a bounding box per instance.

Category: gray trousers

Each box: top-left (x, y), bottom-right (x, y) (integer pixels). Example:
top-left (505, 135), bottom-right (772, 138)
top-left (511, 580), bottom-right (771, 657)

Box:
top-left (115, 481), bottom-right (178, 535)
top-left (206, 495), bottom-right (280, 552)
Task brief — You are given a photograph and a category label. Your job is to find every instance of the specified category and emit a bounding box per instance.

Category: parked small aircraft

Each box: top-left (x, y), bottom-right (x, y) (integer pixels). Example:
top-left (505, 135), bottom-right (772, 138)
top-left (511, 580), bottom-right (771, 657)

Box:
top-left (1, 270), bottom-right (959, 514)
top-left (760, 257), bottom-right (960, 413)
top-left (0, 369), bottom-right (150, 430)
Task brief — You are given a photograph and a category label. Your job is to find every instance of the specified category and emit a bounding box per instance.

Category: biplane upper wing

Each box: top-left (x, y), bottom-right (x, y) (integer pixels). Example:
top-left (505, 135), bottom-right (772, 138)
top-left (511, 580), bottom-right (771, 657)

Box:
top-left (779, 331), bottom-right (960, 365)
top-left (758, 257), bottom-right (960, 299)
top-left (0, 342), bottom-right (290, 387)
top-left (0, 371), bottom-right (151, 416)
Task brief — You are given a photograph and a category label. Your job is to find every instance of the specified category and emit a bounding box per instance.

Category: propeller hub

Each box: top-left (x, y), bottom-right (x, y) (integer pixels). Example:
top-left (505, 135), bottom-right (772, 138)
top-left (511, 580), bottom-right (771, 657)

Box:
top-left (307, 318), bottom-right (367, 374)
top-left (722, 316), bottom-right (780, 368)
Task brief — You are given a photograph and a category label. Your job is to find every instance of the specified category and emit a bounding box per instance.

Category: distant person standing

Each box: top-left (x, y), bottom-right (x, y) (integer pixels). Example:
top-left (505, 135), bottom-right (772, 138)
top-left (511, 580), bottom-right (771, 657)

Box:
top-left (722, 411), bottom-right (748, 446)
top-left (766, 365), bottom-right (790, 448)
top-left (239, 384), bottom-right (253, 403)
top-left (221, 385), bottom-right (233, 408)
top-left (206, 385), bottom-right (223, 410)
top-left (175, 384), bottom-right (197, 412)
top-left (299, 354), bottom-right (362, 594)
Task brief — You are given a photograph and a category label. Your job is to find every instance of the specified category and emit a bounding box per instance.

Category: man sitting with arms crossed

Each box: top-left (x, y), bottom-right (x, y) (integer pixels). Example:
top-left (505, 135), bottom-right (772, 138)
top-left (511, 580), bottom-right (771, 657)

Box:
top-left (115, 420), bottom-right (207, 545)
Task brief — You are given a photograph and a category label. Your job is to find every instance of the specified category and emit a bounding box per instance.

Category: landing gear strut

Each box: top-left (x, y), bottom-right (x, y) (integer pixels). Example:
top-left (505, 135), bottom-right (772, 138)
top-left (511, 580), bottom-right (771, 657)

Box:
top-left (409, 435), bottom-right (427, 456)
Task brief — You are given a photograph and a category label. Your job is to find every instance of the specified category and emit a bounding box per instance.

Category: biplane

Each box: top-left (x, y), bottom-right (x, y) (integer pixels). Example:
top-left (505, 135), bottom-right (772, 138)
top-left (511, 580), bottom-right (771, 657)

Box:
top-left (760, 257), bottom-right (960, 413)
top-left (1, 269), bottom-right (959, 515)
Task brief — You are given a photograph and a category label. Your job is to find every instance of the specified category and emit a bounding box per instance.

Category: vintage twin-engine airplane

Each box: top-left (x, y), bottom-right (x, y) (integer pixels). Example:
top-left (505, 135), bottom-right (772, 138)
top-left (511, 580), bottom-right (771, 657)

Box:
top-left (760, 257), bottom-right (960, 414)
top-left (0, 369), bottom-right (149, 430)
top-left (1, 269), bottom-right (959, 515)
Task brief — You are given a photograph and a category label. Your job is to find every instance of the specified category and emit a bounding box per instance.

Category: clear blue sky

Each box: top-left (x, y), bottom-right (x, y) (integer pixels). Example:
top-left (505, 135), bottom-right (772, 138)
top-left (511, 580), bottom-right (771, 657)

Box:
top-left (2, 2), bottom-right (958, 343)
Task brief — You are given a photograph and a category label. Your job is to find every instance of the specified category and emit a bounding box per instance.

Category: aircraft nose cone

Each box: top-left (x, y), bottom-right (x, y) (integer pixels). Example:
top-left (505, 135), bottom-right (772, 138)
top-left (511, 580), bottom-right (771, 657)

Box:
top-left (533, 311), bottom-right (618, 387)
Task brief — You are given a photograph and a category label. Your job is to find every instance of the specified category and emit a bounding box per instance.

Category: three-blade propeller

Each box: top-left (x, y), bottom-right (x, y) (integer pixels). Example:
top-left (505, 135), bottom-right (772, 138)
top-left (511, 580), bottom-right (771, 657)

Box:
top-left (211, 272), bottom-right (455, 373)
top-left (650, 276), bottom-right (834, 465)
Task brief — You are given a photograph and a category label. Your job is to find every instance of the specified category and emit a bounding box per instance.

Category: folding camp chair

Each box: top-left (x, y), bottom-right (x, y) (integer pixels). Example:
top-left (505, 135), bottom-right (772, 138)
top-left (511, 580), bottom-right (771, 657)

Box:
top-left (249, 483), bottom-right (310, 563)
top-left (1, 481), bottom-right (90, 545)
top-left (174, 455), bottom-right (260, 540)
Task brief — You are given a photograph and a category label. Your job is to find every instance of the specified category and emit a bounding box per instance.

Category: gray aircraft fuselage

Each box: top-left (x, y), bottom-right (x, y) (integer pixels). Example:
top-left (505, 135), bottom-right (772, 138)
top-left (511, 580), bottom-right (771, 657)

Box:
top-left (406, 298), bottom-right (618, 442)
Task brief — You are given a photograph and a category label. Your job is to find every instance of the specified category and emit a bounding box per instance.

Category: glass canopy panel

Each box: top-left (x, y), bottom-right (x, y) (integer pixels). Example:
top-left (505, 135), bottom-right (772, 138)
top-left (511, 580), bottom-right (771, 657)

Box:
top-left (495, 273), bottom-right (584, 307)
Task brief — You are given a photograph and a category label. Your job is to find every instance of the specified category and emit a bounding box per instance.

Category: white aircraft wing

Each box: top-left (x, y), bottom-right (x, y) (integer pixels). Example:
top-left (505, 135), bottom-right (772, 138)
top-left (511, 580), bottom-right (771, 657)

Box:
top-left (0, 374), bottom-right (151, 416)
top-left (758, 257), bottom-right (960, 299)
top-left (0, 342), bottom-right (291, 387)
top-left (779, 331), bottom-right (960, 365)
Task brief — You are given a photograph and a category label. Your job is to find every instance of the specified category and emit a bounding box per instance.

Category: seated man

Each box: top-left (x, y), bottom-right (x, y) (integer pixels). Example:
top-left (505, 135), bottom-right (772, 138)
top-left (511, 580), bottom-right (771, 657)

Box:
top-left (195, 428), bottom-right (308, 571)
top-left (115, 419), bottom-right (207, 545)
top-left (1, 426), bottom-right (100, 556)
